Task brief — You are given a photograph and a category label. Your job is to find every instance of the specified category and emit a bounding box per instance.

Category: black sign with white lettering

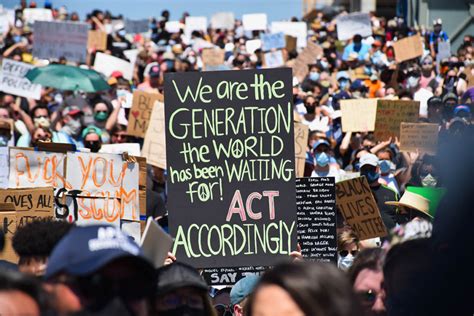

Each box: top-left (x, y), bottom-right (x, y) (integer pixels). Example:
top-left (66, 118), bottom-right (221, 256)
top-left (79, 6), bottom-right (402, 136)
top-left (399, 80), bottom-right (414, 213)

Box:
top-left (296, 177), bottom-right (337, 263)
top-left (202, 266), bottom-right (267, 286)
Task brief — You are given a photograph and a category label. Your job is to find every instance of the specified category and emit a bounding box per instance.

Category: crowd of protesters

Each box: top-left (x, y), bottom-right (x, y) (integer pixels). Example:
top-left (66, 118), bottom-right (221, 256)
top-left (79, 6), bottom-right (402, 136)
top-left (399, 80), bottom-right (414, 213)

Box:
top-left (0, 0), bottom-right (473, 315)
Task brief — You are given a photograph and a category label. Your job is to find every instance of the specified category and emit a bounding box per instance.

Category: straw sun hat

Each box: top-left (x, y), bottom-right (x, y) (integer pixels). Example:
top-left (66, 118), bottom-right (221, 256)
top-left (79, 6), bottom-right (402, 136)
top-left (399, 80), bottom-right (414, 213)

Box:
top-left (385, 191), bottom-right (433, 219)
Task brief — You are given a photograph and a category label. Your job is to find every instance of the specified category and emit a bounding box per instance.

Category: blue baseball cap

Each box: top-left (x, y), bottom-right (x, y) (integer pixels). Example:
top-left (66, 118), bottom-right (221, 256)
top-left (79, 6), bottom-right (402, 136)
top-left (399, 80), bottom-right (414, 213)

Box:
top-left (230, 275), bottom-right (260, 306)
top-left (454, 105), bottom-right (470, 116)
top-left (45, 225), bottom-right (153, 280)
top-left (313, 139), bottom-right (330, 150)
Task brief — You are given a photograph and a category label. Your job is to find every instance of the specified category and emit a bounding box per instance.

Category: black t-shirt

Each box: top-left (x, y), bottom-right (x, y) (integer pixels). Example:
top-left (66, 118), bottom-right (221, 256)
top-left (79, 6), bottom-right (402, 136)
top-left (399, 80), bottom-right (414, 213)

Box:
top-left (371, 184), bottom-right (399, 230)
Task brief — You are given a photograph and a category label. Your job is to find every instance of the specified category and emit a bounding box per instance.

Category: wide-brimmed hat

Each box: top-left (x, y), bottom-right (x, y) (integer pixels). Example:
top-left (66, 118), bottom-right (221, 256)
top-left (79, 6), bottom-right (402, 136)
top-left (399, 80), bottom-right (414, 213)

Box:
top-left (385, 191), bottom-right (432, 218)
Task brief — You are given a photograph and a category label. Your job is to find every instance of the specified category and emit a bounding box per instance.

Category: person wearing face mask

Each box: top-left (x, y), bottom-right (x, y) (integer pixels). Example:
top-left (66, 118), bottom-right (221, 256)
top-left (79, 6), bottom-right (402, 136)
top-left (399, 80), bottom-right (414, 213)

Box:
top-left (406, 69), bottom-right (433, 118)
top-left (151, 262), bottom-right (216, 316)
top-left (337, 230), bottom-right (360, 271)
top-left (386, 191), bottom-right (433, 223)
top-left (82, 126), bottom-right (103, 153)
top-left (301, 64), bottom-right (321, 91)
top-left (359, 153), bottom-right (398, 230)
top-left (376, 149), bottom-right (400, 195)
top-left (311, 139), bottom-right (345, 181)
top-left (17, 104), bottom-right (71, 147)
top-left (59, 105), bottom-right (84, 147)
top-left (419, 56), bottom-right (437, 90)
top-left (336, 71), bottom-right (351, 92)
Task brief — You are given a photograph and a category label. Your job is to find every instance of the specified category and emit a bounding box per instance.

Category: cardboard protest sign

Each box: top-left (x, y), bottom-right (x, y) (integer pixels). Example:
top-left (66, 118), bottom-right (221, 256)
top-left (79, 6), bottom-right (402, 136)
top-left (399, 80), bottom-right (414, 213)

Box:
top-left (294, 122), bottom-right (308, 178)
top-left (211, 12), bottom-right (235, 30)
top-left (87, 30), bottom-right (107, 51)
top-left (336, 177), bottom-right (387, 240)
top-left (393, 35), bottom-right (423, 63)
top-left (127, 90), bottom-right (162, 138)
top-left (436, 41), bottom-right (451, 64)
top-left (336, 12), bottom-right (372, 41)
top-left (285, 35), bottom-right (297, 52)
top-left (33, 21), bottom-right (88, 62)
top-left (165, 21), bottom-right (181, 33)
top-left (203, 266), bottom-right (267, 286)
top-left (245, 39), bottom-right (262, 54)
top-left (0, 59), bottom-right (42, 100)
top-left (0, 204), bottom-right (17, 263)
top-left (260, 32), bottom-right (286, 51)
top-left (65, 152), bottom-right (140, 223)
top-left (271, 22), bottom-right (307, 48)
top-left (125, 19), bottom-right (149, 34)
top-left (100, 143), bottom-right (141, 156)
top-left (142, 101), bottom-right (166, 169)
top-left (374, 100), bottom-right (420, 140)
top-left (165, 68), bottom-right (296, 268)
top-left (201, 48), bottom-right (225, 70)
top-left (184, 16), bottom-right (208, 39)
top-left (9, 148), bottom-right (66, 188)
top-left (263, 50), bottom-right (285, 68)
top-left (140, 217), bottom-right (173, 268)
top-left (94, 52), bottom-right (134, 80)
top-left (296, 177), bottom-right (337, 263)
top-left (0, 147), bottom-right (8, 189)
top-left (23, 8), bottom-right (52, 25)
top-left (242, 13), bottom-right (267, 31)
top-left (291, 41), bottom-right (323, 82)
top-left (0, 187), bottom-right (54, 226)
top-left (340, 99), bottom-right (377, 132)
top-left (399, 123), bottom-right (438, 154)
top-left (294, 122), bottom-right (309, 160)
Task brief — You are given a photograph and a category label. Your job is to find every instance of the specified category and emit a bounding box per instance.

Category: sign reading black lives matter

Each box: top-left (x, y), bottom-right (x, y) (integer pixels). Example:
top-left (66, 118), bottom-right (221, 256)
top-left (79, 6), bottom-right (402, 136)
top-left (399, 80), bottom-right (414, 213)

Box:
top-left (165, 68), bottom-right (296, 268)
top-left (296, 177), bottom-right (337, 263)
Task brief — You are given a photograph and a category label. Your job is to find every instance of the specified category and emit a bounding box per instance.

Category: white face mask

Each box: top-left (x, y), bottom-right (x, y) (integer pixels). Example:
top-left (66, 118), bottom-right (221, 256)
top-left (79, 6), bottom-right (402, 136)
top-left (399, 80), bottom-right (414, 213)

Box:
top-left (407, 76), bottom-right (420, 88)
top-left (338, 254), bottom-right (355, 271)
top-left (421, 173), bottom-right (438, 187)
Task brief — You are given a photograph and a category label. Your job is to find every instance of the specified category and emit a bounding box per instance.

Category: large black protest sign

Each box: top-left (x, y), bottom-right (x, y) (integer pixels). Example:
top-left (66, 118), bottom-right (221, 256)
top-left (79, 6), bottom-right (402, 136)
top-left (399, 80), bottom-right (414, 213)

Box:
top-left (165, 68), bottom-right (296, 268)
top-left (296, 177), bottom-right (337, 263)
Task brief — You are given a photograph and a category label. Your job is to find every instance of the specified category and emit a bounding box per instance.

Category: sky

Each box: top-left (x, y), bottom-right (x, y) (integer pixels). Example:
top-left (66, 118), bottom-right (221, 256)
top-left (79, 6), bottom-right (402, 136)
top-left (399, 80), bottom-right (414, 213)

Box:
top-left (2, 0), bottom-right (304, 21)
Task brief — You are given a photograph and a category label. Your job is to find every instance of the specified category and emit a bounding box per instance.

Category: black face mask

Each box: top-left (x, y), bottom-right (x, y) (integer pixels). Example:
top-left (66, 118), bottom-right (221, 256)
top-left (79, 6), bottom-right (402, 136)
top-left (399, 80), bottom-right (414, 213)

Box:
top-left (159, 305), bottom-right (206, 316)
top-left (305, 104), bottom-right (316, 114)
top-left (85, 141), bottom-right (101, 153)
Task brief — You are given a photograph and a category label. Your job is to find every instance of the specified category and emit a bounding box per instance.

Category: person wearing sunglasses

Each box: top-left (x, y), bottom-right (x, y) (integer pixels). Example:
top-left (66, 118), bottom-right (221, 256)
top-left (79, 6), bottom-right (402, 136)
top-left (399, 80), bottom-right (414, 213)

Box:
top-left (348, 248), bottom-right (387, 316)
top-left (337, 230), bottom-right (360, 271)
top-left (43, 225), bottom-right (156, 316)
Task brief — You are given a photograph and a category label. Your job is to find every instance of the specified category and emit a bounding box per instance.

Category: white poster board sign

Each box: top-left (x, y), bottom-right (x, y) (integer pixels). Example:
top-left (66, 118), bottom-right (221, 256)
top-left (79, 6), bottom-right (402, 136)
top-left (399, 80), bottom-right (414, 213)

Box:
top-left (211, 12), bottom-right (235, 30)
top-left (33, 21), bottom-right (88, 62)
top-left (242, 13), bottom-right (267, 31)
top-left (264, 50), bottom-right (285, 68)
top-left (271, 22), bottom-right (307, 48)
top-left (23, 8), bottom-right (53, 25)
top-left (94, 52), bottom-right (134, 80)
top-left (0, 8), bottom-right (15, 35)
top-left (245, 39), bottom-right (262, 54)
top-left (336, 12), bottom-right (372, 41)
top-left (185, 16), bottom-right (207, 39)
top-left (0, 59), bottom-right (42, 100)
top-left (165, 21), bottom-right (181, 33)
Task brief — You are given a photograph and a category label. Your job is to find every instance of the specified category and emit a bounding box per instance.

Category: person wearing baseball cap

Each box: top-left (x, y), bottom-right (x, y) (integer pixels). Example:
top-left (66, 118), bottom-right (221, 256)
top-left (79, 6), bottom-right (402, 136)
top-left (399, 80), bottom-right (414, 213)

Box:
top-left (138, 63), bottom-right (161, 92)
top-left (230, 275), bottom-right (260, 316)
top-left (59, 105), bottom-right (84, 147)
top-left (150, 262), bottom-right (215, 316)
top-left (44, 225), bottom-right (156, 316)
top-left (311, 139), bottom-right (346, 182)
top-left (359, 153), bottom-right (399, 230)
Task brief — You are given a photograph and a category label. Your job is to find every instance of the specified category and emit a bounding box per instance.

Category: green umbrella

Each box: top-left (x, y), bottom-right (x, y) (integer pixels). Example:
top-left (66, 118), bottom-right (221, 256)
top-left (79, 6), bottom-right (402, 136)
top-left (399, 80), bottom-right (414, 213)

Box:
top-left (25, 64), bottom-right (110, 93)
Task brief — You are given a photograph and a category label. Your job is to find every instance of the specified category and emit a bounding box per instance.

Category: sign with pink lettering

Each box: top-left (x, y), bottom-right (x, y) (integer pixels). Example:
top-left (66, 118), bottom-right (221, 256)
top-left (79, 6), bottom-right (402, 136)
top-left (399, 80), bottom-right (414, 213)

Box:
top-left (164, 68), bottom-right (297, 268)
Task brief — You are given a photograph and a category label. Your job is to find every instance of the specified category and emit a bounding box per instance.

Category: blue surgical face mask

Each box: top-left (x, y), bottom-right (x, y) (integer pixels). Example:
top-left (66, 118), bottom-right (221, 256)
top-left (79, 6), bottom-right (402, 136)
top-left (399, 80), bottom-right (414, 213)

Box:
top-left (339, 80), bottom-right (349, 90)
top-left (379, 160), bottom-right (393, 174)
top-left (315, 152), bottom-right (330, 167)
top-left (362, 169), bottom-right (380, 183)
top-left (320, 60), bottom-right (329, 69)
top-left (13, 35), bottom-right (22, 43)
top-left (117, 29), bottom-right (126, 37)
top-left (309, 71), bottom-right (320, 81)
top-left (338, 254), bottom-right (354, 271)
top-left (116, 89), bottom-right (128, 98)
